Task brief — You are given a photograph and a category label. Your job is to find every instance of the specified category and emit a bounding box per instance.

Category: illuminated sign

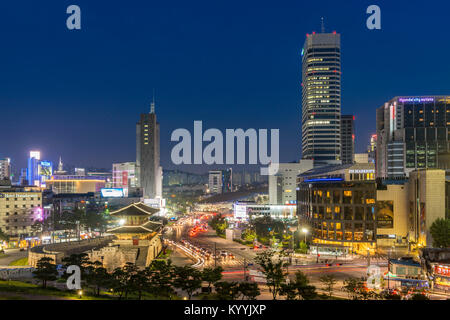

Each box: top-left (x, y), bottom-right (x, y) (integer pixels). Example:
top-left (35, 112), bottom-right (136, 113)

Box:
top-left (349, 169), bottom-right (375, 174)
top-left (100, 188), bottom-right (124, 198)
top-left (38, 161), bottom-right (53, 178)
top-left (434, 265), bottom-right (450, 277)
top-left (234, 205), bottom-right (247, 219)
top-left (398, 97), bottom-right (435, 103)
top-left (0, 193), bottom-right (40, 198)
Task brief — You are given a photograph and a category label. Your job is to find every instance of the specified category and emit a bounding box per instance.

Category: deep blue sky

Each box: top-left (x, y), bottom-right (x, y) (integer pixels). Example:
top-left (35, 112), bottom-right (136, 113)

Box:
top-left (0, 0), bottom-right (449, 173)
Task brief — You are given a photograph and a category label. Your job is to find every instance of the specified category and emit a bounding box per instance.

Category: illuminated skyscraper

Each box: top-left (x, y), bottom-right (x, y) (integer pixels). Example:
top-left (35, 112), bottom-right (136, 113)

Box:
top-left (301, 29), bottom-right (341, 166)
top-left (136, 99), bottom-right (162, 200)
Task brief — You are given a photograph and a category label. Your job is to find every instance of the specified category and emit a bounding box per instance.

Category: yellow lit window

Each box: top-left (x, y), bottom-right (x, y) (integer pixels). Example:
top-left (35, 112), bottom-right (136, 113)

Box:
top-left (344, 191), bottom-right (352, 197)
top-left (366, 199), bottom-right (375, 204)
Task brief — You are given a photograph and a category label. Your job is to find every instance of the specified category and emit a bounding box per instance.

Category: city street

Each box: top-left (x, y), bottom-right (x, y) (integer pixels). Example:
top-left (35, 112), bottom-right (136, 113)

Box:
top-left (0, 249), bottom-right (27, 266)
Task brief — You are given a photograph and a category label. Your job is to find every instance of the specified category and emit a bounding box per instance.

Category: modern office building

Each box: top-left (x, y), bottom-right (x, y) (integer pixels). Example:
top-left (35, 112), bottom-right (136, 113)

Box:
top-left (376, 96), bottom-right (450, 178)
top-left (0, 189), bottom-right (43, 239)
top-left (208, 170), bottom-right (223, 194)
top-left (268, 161), bottom-right (314, 205)
top-left (136, 99), bottom-right (162, 200)
top-left (407, 169), bottom-right (446, 247)
top-left (368, 134), bottom-right (377, 164)
top-left (112, 162), bottom-right (137, 196)
top-left (46, 175), bottom-right (106, 194)
top-left (301, 30), bottom-right (341, 166)
top-left (0, 158), bottom-right (11, 180)
top-left (297, 163), bottom-right (377, 253)
top-left (341, 115), bottom-right (355, 164)
top-left (297, 164), bottom-right (445, 253)
top-left (26, 151), bottom-right (53, 187)
top-left (354, 153), bottom-right (369, 164)
top-left (233, 201), bottom-right (297, 221)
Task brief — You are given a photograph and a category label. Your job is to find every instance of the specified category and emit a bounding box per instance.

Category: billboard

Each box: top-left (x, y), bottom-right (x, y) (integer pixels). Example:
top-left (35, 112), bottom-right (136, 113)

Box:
top-left (100, 188), bottom-right (124, 198)
top-left (122, 171), bottom-right (128, 186)
top-left (38, 161), bottom-right (53, 178)
top-left (234, 205), bottom-right (247, 219)
top-left (376, 201), bottom-right (394, 228)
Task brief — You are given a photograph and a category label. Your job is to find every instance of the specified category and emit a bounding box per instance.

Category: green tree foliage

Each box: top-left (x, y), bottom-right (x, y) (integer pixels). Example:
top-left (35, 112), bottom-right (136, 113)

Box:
top-left (146, 259), bottom-right (176, 299)
top-left (85, 260), bottom-right (111, 296)
top-left (0, 228), bottom-right (9, 241)
top-left (173, 265), bottom-right (203, 299)
top-left (319, 274), bottom-right (337, 297)
top-left (241, 228), bottom-right (257, 242)
top-left (254, 250), bottom-right (288, 299)
top-left (201, 266), bottom-right (223, 291)
top-left (214, 281), bottom-right (241, 300)
top-left (280, 271), bottom-right (317, 300)
top-left (429, 218), bottom-right (450, 248)
top-left (237, 282), bottom-right (260, 300)
top-left (209, 214), bottom-right (228, 236)
top-left (32, 257), bottom-right (58, 288)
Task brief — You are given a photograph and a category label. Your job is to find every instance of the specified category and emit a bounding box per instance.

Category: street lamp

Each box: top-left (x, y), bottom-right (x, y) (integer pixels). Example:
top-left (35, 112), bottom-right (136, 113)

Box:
top-left (301, 228), bottom-right (308, 243)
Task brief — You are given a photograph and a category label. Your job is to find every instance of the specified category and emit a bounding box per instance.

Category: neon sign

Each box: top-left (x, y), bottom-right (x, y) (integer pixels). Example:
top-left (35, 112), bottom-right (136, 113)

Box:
top-left (398, 97), bottom-right (435, 103)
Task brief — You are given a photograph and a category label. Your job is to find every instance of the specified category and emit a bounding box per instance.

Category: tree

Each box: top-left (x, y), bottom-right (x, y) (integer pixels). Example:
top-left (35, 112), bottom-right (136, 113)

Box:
top-left (342, 277), bottom-right (359, 300)
top-left (293, 271), bottom-right (317, 300)
top-left (429, 218), bottom-right (450, 248)
top-left (129, 269), bottom-right (149, 300)
top-left (0, 228), bottom-right (9, 242)
top-left (122, 262), bottom-right (139, 299)
top-left (209, 214), bottom-right (228, 236)
top-left (173, 265), bottom-right (202, 300)
top-left (110, 268), bottom-right (128, 299)
top-left (242, 228), bottom-right (257, 242)
top-left (201, 266), bottom-right (223, 291)
top-left (32, 257), bottom-right (58, 288)
top-left (280, 282), bottom-right (298, 300)
top-left (238, 282), bottom-right (260, 300)
top-left (214, 281), bottom-right (241, 300)
top-left (280, 271), bottom-right (317, 300)
top-left (319, 275), bottom-right (337, 297)
top-left (85, 260), bottom-right (111, 296)
top-left (147, 259), bottom-right (176, 299)
top-left (61, 253), bottom-right (90, 281)
top-left (254, 250), bottom-right (288, 300)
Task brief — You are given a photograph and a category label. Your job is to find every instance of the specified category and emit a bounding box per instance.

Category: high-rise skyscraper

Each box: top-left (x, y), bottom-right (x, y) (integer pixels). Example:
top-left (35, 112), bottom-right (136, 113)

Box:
top-left (0, 158), bottom-right (11, 180)
top-left (376, 96), bottom-right (450, 178)
top-left (340, 115), bottom-right (355, 164)
top-left (136, 99), bottom-right (162, 200)
top-left (301, 29), bottom-right (341, 167)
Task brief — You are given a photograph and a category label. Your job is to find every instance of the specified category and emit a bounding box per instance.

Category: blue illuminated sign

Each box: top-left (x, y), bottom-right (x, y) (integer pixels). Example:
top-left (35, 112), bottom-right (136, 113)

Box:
top-left (303, 178), bottom-right (344, 183)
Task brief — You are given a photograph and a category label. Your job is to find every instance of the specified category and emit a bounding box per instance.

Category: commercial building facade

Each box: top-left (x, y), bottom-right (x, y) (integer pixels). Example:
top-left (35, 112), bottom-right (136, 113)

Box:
top-left (268, 161), bottom-right (314, 205)
top-left (0, 190), bottom-right (43, 239)
top-left (341, 115), bottom-right (355, 164)
top-left (376, 96), bottom-right (450, 178)
top-left (297, 164), bottom-right (378, 253)
top-left (301, 31), bottom-right (341, 166)
top-left (136, 101), bottom-right (162, 200)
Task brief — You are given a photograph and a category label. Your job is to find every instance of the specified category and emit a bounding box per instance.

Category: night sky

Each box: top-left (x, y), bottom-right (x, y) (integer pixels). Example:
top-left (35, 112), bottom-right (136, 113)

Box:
top-left (0, 0), bottom-right (449, 174)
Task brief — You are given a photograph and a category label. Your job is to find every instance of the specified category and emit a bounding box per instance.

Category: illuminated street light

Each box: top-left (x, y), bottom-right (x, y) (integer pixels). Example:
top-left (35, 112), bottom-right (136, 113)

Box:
top-left (302, 228), bottom-right (308, 243)
top-left (119, 219), bottom-right (126, 226)
top-left (78, 290), bottom-right (83, 299)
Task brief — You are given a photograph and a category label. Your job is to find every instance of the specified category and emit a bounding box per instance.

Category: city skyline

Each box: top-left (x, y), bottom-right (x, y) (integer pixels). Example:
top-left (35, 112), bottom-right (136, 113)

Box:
top-left (1, 1), bottom-right (450, 172)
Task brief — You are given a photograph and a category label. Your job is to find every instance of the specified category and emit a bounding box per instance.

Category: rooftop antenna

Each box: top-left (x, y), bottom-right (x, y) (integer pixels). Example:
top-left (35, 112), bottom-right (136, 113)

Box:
top-left (150, 88), bottom-right (155, 114)
top-left (321, 17), bottom-right (325, 33)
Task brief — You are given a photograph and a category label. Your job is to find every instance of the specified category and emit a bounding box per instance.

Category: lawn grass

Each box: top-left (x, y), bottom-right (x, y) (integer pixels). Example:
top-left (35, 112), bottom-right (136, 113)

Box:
top-left (8, 257), bottom-right (29, 266)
